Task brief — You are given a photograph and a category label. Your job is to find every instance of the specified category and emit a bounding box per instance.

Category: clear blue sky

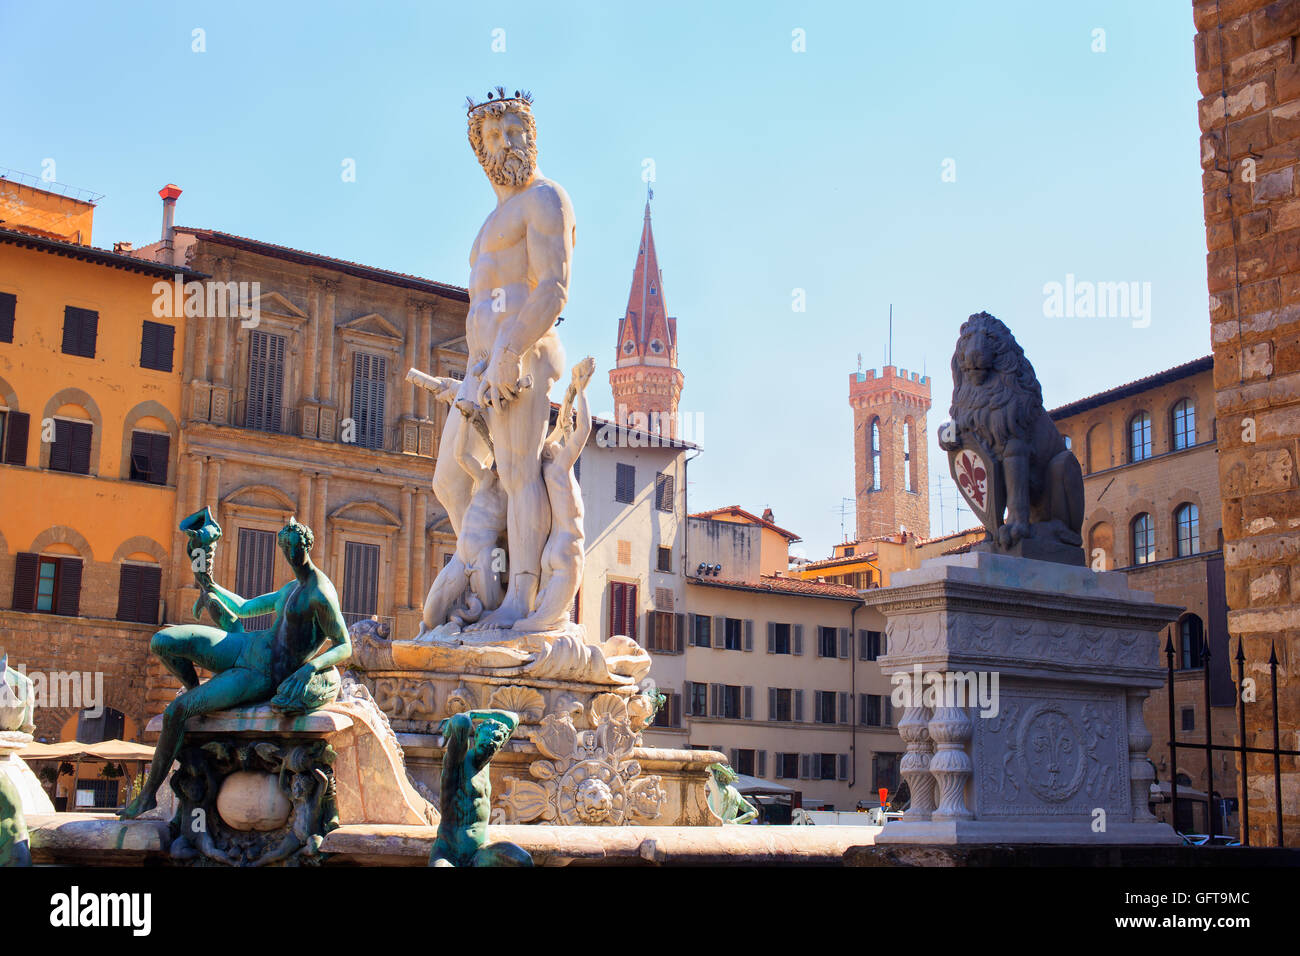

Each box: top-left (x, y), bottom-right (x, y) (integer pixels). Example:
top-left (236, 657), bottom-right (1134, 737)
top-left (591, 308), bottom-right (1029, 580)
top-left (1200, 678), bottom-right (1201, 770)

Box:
top-left (0, 0), bottom-right (1207, 558)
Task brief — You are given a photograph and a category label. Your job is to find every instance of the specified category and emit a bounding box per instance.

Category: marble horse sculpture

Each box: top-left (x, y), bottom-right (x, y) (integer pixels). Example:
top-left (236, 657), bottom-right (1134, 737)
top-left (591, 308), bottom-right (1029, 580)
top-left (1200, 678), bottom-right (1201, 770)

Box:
top-left (120, 511), bottom-right (352, 819)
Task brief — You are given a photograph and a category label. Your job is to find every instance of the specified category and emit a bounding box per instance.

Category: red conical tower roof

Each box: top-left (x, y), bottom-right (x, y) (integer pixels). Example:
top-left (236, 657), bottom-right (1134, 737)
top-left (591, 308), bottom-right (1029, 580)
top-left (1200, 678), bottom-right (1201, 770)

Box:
top-left (616, 201), bottom-right (675, 366)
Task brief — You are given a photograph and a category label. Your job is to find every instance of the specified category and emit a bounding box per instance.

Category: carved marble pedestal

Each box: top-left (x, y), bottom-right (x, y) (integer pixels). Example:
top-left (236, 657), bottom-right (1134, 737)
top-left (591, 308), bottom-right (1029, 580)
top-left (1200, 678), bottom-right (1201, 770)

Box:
top-left (349, 621), bottom-right (722, 826)
top-left (862, 551), bottom-right (1182, 845)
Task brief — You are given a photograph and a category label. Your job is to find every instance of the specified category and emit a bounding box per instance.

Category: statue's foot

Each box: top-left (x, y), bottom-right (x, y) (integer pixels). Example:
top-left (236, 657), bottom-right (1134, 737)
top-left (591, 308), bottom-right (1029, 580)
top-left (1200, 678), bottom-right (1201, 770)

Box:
top-left (118, 791), bottom-right (158, 820)
top-left (511, 611), bottom-right (559, 633)
top-left (467, 599), bottom-right (526, 632)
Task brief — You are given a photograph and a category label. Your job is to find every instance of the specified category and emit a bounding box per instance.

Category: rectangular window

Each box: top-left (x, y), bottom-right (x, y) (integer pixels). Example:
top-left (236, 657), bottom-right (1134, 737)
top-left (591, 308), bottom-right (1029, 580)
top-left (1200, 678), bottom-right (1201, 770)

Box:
top-left (770, 687), bottom-right (792, 722)
top-left (818, 626), bottom-right (838, 658)
top-left (341, 541), bottom-right (380, 628)
top-left (61, 306), bottom-right (98, 358)
top-left (128, 431), bottom-right (169, 485)
top-left (654, 472), bottom-right (674, 512)
top-left (776, 752), bottom-right (799, 780)
top-left (720, 685), bottom-right (741, 719)
top-left (49, 419), bottom-right (92, 475)
top-left (860, 630), bottom-right (883, 661)
top-left (815, 690), bottom-right (837, 724)
top-left (1180, 707), bottom-right (1195, 732)
top-left (607, 580), bottom-right (637, 640)
top-left (873, 752), bottom-right (902, 794)
top-left (116, 563), bottom-right (162, 625)
top-left (351, 352), bottom-right (388, 450)
top-left (819, 753), bottom-right (837, 781)
top-left (645, 609), bottom-right (677, 653)
top-left (654, 691), bottom-right (682, 728)
top-left (724, 618), bottom-right (742, 651)
top-left (11, 552), bottom-right (82, 617)
top-left (691, 613), bottom-right (712, 647)
top-left (734, 749), bottom-right (755, 776)
top-left (656, 546), bottom-right (672, 573)
top-left (614, 462), bottom-right (635, 504)
top-left (770, 622), bottom-right (791, 654)
top-left (689, 682), bottom-right (708, 718)
top-left (0, 291), bottom-right (15, 342)
top-left (235, 528), bottom-right (277, 631)
top-left (140, 320), bottom-right (175, 372)
top-left (862, 694), bottom-right (882, 726)
top-left (246, 330), bottom-right (286, 432)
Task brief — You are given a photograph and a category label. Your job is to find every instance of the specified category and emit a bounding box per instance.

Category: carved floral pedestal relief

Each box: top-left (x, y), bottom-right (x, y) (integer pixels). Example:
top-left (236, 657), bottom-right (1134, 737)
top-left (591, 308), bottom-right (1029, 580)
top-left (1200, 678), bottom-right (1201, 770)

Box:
top-left (347, 619), bottom-right (720, 826)
top-left (863, 550), bottom-right (1183, 845)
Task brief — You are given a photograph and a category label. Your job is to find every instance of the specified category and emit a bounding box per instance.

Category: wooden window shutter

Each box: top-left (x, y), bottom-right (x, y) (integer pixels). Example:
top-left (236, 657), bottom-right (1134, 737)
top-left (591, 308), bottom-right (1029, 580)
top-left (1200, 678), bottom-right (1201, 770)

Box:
top-left (793, 624), bottom-right (804, 655)
top-left (80, 309), bottom-right (98, 357)
top-left (744, 619), bottom-right (753, 651)
top-left (49, 422), bottom-right (71, 472)
top-left (713, 615), bottom-right (725, 648)
top-left (654, 472), bottom-right (674, 512)
top-left (881, 630), bottom-right (887, 655)
top-left (729, 748), bottom-right (739, 767)
top-left (56, 557), bottom-right (82, 616)
top-left (838, 753), bottom-right (849, 781)
top-left (0, 291), bottom-right (14, 342)
top-left (884, 697), bottom-right (894, 726)
top-left (858, 628), bottom-right (868, 660)
top-left (838, 627), bottom-right (850, 659)
top-left (767, 687), bottom-right (776, 721)
top-left (608, 582), bottom-right (623, 639)
top-left (710, 684), bottom-right (720, 717)
top-left (838, 692), bottom-right (849, 724)
top-left (774, 754), bottom-right (784, 779)
top-left (11, 552), bottom-right (37, 611)
top-left (139, 565), bottom-right (161, 625)
top-left (743, 686), bottom-right (753, 720)
top-left (800, 754), bottom-right (811, 780)
top-left (139, 321), bottom-right (175, 373)
top-left (247, 331), bottom-right (286, 432)
top-left (757, 750), bottom-right (767, 778)
top-left (794, 689), bottom-right (804, 722)
top-left (615, 463), bottom-right (634, 503)
top-left (627, 584), bottom-right (638, 643)
top-left (683, 681), bottom-right (694, 716)
top-left (3, 412), bottom-right (28, 466)
top-left (62, 307), bottom-right (98, 357)
top-left (670, 692), bottom-right (681, 727)
top-left (674, 611), bottom-right (684, 653)
top-left (117, 564), bottom-right (140, 622)
top-left (644, 611), bottom-right (656, 651)
top-left (69, 421), bottom-right (92, 475)
top-left (149, 434), bottom-right (170, 484)
top-left (767, 621), bottom-right (775, 653)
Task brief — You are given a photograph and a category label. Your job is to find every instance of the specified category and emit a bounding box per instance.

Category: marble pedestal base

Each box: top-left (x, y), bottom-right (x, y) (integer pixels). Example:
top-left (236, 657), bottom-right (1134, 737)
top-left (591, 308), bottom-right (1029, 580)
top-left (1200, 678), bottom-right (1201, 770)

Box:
top-left (862, 551), bottom-right (1182, 846)
top-left (0, 733), bottom-right (54, 815)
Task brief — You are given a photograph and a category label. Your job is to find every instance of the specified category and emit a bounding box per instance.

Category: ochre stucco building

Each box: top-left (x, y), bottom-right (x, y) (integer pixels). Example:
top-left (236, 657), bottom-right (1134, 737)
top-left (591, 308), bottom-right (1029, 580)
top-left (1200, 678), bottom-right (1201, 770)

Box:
top-left (0, 177), bottom-right (199, 765)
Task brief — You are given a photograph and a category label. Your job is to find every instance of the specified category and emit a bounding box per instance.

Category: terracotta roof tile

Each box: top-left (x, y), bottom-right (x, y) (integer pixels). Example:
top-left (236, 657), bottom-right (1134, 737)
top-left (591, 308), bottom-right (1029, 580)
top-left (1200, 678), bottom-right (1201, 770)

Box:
top-left (688, 574), bottom-right (860, 601)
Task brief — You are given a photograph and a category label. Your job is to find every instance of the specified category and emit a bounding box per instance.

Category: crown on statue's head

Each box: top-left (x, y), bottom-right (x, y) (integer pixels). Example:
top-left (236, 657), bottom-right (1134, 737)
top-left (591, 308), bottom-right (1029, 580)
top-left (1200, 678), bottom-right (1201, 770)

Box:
top-left (466, 87), bottom-right (534, 117)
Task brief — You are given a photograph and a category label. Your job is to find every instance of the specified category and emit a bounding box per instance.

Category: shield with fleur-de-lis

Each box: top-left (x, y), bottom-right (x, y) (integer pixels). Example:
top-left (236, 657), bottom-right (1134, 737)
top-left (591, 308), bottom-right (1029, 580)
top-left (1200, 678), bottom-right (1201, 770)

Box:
top-left (947, 437), bottom-right (1005, 536)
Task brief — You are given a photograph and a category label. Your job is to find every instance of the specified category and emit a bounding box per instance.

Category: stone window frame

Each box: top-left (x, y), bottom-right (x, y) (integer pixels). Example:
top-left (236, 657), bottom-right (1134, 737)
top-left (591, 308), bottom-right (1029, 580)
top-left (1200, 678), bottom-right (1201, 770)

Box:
top-left (339, 321), bottom-right (404, 454)
top-left (118, 400), bottom-right (180, 484)
top-left (232, 308), bottom-right (305, 433)
top-left (39, 388), bottom-right (103, 476)
top-left (327, 501), bottom-right (402, 625)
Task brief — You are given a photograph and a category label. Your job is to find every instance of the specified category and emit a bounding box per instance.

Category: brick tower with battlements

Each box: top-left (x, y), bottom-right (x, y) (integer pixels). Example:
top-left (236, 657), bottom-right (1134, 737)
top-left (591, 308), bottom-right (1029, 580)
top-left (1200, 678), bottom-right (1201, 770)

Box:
top-left (609, 200), bottom-right (684, 438)
top-left (849, 365), bottom-right (931, 542)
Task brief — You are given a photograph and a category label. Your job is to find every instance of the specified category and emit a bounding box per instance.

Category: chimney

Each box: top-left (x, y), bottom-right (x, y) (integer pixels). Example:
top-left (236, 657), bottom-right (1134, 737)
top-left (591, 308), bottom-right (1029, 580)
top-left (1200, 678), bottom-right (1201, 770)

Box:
top-left (762, 507), bottom-right (774, 524)
top-left (158, 184), bottom-right (182, 266)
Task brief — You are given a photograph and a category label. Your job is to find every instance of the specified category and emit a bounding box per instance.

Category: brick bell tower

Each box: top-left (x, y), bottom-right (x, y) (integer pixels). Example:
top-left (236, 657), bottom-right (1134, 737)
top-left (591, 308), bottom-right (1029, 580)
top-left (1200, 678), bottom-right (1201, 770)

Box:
top-left (849, 364), bottom-right (932, 541)
top-left (609, 197), bottom-right (684, 437)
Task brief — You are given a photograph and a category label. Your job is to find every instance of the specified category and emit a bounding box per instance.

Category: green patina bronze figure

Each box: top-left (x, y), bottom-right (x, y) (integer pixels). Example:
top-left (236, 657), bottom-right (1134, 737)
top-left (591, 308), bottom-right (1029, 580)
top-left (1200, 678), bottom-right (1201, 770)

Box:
top-left (0, 772), bottom-right (30, 867)
top-left (120, 511), bottom-right (351, 820)
top-left (430, 709), bottom-right (532, 867)
top-left (707, 763), bottom-right (759, 825)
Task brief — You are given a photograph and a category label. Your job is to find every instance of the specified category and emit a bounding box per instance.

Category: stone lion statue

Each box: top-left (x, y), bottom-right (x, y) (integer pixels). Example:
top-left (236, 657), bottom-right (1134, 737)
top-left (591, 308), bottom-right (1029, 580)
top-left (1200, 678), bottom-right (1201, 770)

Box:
top-left (937, 311), bottom-right (1084, 565)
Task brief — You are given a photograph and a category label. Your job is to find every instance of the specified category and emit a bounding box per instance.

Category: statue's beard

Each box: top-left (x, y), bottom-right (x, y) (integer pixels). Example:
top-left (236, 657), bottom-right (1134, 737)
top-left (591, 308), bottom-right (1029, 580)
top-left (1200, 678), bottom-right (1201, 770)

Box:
top-left (482, 145), bottom-right (536, 186)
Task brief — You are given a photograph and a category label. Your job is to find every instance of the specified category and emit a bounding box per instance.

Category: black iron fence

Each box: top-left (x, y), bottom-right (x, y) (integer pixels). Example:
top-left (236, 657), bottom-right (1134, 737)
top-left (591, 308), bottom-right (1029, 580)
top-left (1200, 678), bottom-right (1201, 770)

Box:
top-left (1166, 631), bottom-right (1298, 847)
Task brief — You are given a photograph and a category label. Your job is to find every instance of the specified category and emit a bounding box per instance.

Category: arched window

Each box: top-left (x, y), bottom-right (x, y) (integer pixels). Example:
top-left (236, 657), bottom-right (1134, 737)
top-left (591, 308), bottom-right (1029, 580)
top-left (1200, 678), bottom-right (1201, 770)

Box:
top-left (870, 418), bottom-right (881, 491)
top-left (1179, 615), bottom-right (1205, 670)
top-left (1129, 412), bottom-right (1152, 462)
top-left (1063, 434), bottom-right (1072, 450)
top-left (1175, 503), bottom-right (1199, 557)
top-left (1132, 513), bottom-right (1155, 565)
top-left (1171, 399), bottom-right (1195, 451)
top-left (903, 421), bottom-right (914, 492)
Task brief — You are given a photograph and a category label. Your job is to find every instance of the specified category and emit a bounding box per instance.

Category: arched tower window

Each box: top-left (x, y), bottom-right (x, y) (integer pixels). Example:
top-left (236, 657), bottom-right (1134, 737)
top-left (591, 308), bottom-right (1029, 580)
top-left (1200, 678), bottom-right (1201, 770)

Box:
top-left (1129, 412), bottom-right (1152, 462)
top-left (1131, 513), bottom-right (1155, 565)
top-left (870, 418), bottom-right (881, 491)
top-left (1171, 399), bottom-right (1195, 451)
top-left (1175, 502), bottom-right (1199, 557)
top-left (903, 420), bottom-right (914, 492)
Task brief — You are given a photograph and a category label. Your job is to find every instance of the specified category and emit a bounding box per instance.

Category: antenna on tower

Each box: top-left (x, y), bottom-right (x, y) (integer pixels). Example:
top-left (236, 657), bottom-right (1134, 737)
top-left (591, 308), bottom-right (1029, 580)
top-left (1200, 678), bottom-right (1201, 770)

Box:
top-left (888, 304), bottom-right (893, 368)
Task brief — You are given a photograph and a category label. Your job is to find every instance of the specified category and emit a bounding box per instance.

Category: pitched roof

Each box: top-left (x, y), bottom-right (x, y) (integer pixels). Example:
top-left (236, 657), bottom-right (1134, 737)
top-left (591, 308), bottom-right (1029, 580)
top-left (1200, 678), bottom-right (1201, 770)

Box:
top-left (616, 202), bottom-right (675, 361)
top-left (0, 226), bottom-right (208, 280)
top-left (176, 227), bottom-right (469, 302)
top-left (1049, 355), bottom-right (1213, 420)
top-left (688, 574), bottom-right (861, 601)
top-left (689, 505), bottom-right (801, 542)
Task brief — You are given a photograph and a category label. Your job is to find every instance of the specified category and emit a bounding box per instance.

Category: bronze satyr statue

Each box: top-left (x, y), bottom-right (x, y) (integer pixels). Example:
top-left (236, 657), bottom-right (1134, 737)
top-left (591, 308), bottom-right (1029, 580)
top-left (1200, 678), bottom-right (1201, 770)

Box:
top-left (430, 709), bottom-right (532, 867)
top-left (937, 312), bottom-right (1085, 566)
top-left (120, 513), bottom-right (351, 819)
